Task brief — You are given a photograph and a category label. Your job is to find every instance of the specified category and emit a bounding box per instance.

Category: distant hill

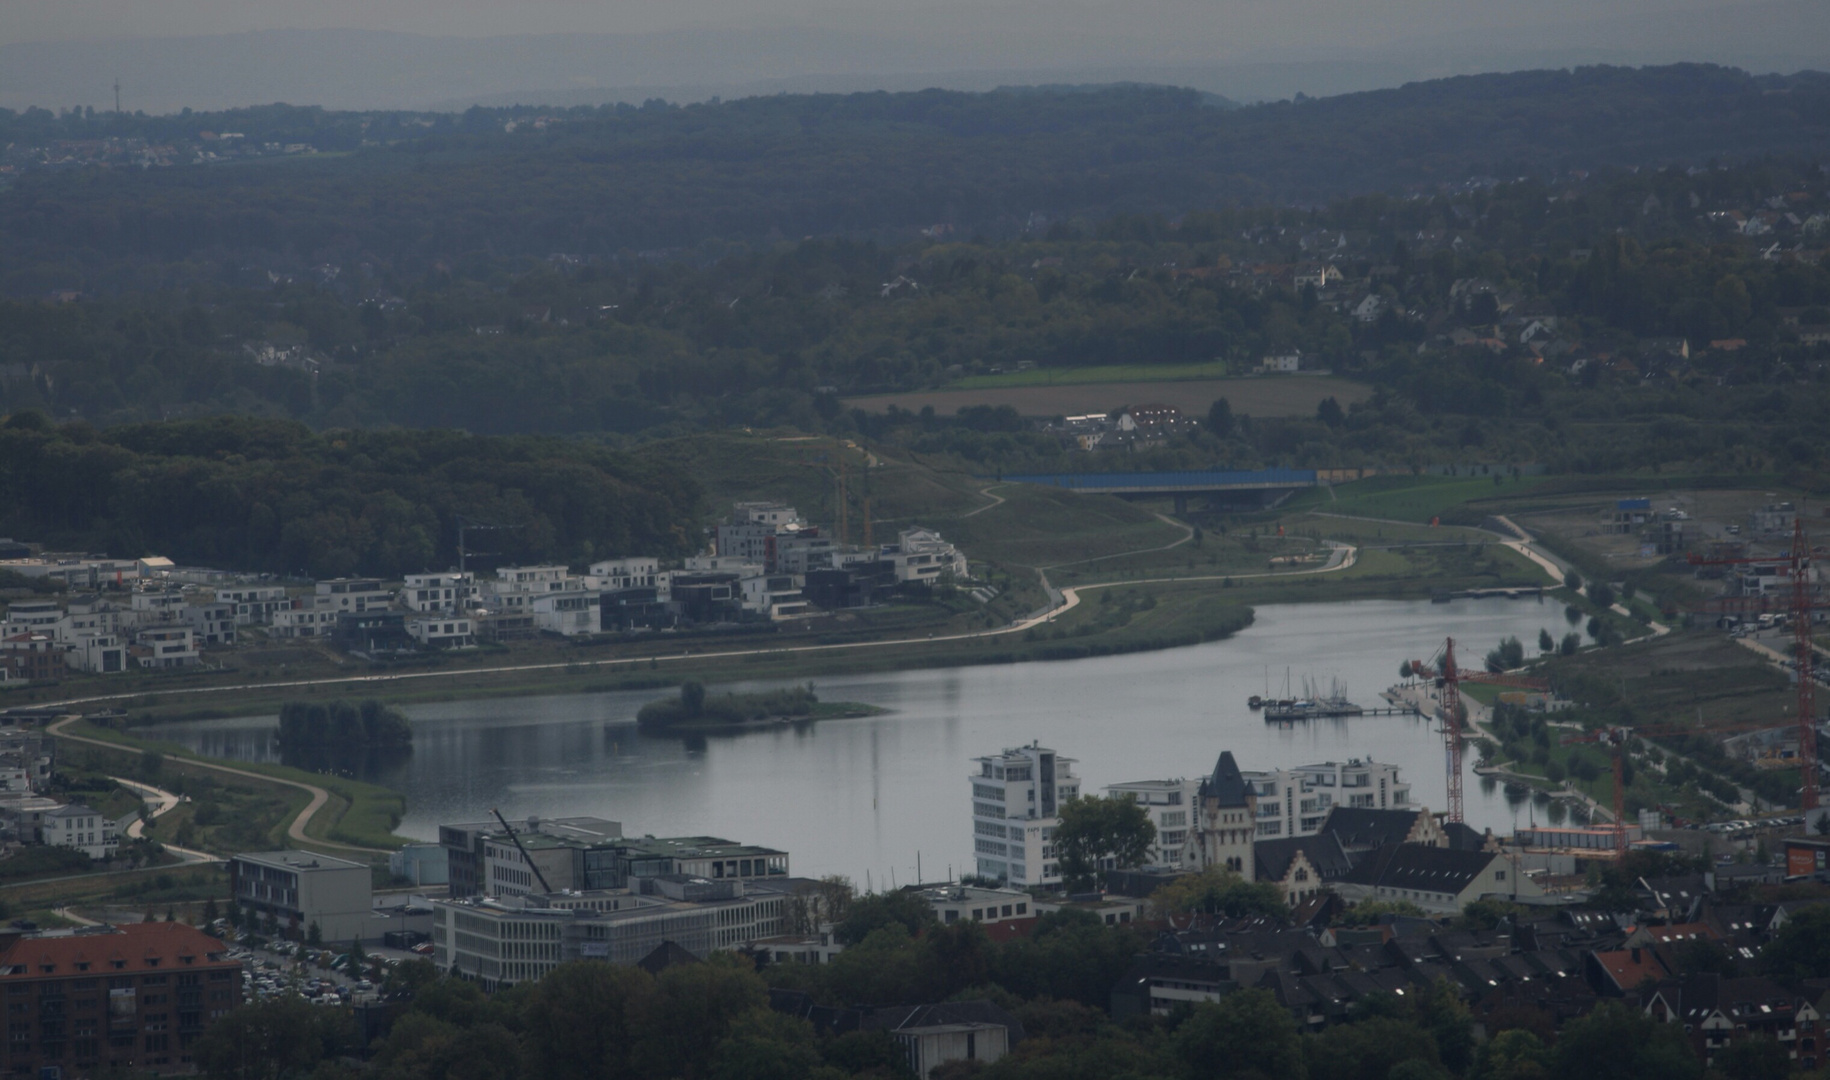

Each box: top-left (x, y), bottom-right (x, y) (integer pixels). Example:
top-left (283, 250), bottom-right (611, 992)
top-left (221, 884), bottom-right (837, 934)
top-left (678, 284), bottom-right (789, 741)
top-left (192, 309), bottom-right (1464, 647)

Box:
top-left (3, 64), bottom-right (1829, 288)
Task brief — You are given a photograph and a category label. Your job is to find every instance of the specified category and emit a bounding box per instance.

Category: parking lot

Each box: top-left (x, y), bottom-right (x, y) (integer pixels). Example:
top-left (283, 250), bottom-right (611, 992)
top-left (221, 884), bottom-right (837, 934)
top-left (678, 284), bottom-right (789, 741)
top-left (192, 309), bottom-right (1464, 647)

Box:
top-left (222, 929), bottom-right (420, 1008)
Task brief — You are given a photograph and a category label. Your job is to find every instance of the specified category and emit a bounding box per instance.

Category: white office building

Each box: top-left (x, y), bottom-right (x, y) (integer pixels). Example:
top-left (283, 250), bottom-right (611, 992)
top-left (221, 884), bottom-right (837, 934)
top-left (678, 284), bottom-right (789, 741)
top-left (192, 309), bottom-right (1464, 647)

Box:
top-left (1103, 778), bottom-right (1200, 869)
top-left (230, 850), bottom-right (374, 942)
top-left (970, 743), bottom-right (1079, 888)
top-left (1242, 759), bottom-right (1410, 838)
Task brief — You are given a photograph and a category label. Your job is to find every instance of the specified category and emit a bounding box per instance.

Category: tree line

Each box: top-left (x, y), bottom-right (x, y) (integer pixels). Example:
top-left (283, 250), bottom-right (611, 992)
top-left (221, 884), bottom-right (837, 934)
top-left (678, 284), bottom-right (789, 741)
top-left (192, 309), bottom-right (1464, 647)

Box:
top-left (0, 412), bottom-right (700, 578)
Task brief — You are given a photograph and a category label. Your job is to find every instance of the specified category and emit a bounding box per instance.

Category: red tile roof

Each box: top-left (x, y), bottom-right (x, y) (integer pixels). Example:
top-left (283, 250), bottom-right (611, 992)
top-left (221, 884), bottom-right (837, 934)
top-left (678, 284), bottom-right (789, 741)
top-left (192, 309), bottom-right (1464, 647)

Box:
top-left (1593, 948), bottom-right (1669, 992)
top-left (0, 922), bottom-right (231, 977)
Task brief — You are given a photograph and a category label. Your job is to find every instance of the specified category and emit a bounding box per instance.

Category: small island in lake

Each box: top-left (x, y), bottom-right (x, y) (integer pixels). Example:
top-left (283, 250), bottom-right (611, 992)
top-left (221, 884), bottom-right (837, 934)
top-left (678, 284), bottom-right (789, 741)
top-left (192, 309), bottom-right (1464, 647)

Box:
top-left (635, 682), bottom-right (886, 734)
top-left (278, 699), bottom-right (413, 748)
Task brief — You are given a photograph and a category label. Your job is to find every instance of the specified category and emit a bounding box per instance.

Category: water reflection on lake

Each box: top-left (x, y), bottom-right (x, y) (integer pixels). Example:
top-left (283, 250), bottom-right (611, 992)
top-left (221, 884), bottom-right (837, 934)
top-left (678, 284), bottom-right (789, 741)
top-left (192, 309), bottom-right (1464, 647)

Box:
top-left (162, 597), bottom-right (1569, 881)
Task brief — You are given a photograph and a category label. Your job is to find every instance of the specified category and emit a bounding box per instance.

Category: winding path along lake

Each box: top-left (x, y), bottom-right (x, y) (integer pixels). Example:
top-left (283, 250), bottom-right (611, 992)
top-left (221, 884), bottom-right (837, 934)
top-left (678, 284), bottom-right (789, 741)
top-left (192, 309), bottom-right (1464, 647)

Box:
top-left (161, 597), bottom-right (1577, 882)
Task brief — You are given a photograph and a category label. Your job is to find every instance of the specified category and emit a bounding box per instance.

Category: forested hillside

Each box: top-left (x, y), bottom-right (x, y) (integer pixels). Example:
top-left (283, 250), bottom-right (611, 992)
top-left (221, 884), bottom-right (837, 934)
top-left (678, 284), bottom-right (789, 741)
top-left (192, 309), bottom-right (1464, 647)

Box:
top-left (0, 415), bottom-right (699, 576)
top-left (3, 66), bottom-right (1829, 292)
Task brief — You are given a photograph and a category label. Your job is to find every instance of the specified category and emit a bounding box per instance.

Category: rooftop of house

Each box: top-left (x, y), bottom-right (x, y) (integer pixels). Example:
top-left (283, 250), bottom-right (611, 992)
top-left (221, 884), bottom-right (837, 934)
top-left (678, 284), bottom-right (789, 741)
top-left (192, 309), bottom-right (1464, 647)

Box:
top-left (0, 922), bottom-right (234, 978)
top-left (1341, 843), bottom-right (1499, 894)
top-left (231, 850), bottom-right (368, 873)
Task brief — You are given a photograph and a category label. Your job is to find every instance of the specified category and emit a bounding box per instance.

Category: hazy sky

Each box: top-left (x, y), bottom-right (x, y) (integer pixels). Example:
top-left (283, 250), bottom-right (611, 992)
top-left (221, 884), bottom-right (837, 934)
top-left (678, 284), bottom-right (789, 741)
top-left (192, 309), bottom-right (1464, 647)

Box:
top-left (0, 0), bottom-right (1781, 49)
top-left (1, 0), bottom-right (1820, 112)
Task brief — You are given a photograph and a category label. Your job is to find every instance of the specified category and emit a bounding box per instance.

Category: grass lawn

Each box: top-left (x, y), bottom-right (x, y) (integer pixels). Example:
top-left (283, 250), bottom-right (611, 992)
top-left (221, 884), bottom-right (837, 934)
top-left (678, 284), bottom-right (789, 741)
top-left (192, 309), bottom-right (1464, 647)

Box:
top-left (1285, 474), bottom-right (1549, 524)
top-left (949, 361), bottom-right (1235, 389)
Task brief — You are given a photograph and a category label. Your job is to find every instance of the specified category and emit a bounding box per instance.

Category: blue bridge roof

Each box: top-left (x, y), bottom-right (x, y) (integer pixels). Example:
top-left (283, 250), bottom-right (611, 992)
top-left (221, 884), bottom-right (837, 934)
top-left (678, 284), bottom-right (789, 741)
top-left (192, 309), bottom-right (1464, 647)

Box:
top-left (1002, 469), bottom-right (1318, 491)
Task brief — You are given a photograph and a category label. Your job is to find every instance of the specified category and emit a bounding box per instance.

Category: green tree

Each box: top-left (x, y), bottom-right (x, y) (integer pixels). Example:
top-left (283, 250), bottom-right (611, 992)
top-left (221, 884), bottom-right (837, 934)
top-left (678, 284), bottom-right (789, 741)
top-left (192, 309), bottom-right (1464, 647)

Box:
top-left (708, 1008), bottom-right (823, 1080)
top-left (1588, 583), bottom-right (1615, 609)
top-left (1757, 904), bottom-right (1830, 979)
top-left (1207, 397), bottom-right (1235, 438)
top-left (1307, 1016), bottom-right (1442, 1080)
top-left (306, 922), bottom-right (322, 948)
top-left (1053, 794), bottom-right (1158, 891)
top-left (836, 889), bottom-right (938, 945)
top-left (1715, 1034), bottom-right (1789, 1080)
top-left (1549, 1002), bottom-right (1701, 1080)
top-left (1560, 632), bottom-right (1581, 656)
top-left (633, 957), bottom-right (769, 1080)
top-left (680, 681), bottom-right (707, 716)
top-left (1564, 571), bottom-right (1583, 591)
top-left (1150, 868), bottom-right (1288, 920)
top-left (194, 997), bottom-right (355, 1080)
top-left (1538, 628), bottom-right (1554, 653)
top-left (521, 961), bottom-right (655, 1080)
top-left (1472, 1028), bottom-right (1551, 1080)
top-left (1172, 988), bottom-right (1306, 1080)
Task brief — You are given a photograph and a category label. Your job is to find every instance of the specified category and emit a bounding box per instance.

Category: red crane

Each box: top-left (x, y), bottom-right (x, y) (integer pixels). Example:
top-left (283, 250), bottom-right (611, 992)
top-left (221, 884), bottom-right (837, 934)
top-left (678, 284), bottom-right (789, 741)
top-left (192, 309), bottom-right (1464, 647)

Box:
top-left (1561, 719), bottom-right (1786, 857)
top-left (1687, 516), bottom-right (1825, 810)
top-left (1409, 637), bottom-right (1468, 824)
top-left (1408, 639), bottom-right (1554, 826)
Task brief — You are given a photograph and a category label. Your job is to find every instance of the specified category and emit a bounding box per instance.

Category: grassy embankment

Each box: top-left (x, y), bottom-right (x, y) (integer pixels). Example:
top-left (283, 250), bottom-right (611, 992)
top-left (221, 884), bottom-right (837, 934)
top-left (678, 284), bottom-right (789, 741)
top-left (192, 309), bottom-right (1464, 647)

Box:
top-left (51, 720), bottom-right (408, 853)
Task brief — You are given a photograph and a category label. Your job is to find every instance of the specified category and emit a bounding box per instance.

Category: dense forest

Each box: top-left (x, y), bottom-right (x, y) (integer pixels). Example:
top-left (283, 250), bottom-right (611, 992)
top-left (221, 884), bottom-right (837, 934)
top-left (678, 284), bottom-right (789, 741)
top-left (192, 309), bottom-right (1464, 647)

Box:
top-left (0, 414), bottom-right (699, 577)
top-left (0, 155), bottom-right (1825, 480)
top-left (3, 66), bottom-right (1830, 292)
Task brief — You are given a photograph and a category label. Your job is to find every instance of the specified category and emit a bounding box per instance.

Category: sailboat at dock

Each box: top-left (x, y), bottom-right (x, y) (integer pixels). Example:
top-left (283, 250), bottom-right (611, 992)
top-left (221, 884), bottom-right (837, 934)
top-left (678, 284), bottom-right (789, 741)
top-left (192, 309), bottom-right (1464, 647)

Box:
top-left (1263, 675), bottom-right (1366, 721)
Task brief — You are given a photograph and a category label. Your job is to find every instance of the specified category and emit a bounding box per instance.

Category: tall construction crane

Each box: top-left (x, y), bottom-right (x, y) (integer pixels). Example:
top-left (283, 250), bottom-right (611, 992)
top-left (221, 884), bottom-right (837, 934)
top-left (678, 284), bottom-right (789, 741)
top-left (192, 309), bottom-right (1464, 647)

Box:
top-left (1407, 638), bottom-right (1555, 825)
top-left (1561, 718), bottom-right (1783, 857)
top-left (1409, 637), bottom-right (1468, 824)
top-left (491, 808), bottom-right (553, 894)
top-left (1687, 516), bottom-right (1825, 810)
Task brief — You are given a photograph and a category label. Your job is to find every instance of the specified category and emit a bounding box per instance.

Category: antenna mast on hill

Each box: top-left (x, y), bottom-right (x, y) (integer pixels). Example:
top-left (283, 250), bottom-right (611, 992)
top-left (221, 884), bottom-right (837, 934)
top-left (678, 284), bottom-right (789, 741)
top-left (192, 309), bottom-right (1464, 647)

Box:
top-left (114, 80), bottom-right (121, 115)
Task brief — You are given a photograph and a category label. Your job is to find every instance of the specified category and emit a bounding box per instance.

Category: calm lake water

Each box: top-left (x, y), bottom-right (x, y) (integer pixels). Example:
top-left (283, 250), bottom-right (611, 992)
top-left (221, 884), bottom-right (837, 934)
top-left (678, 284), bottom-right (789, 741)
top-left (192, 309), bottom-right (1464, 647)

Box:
top-left (159, 597), bottom-right (1572, 882)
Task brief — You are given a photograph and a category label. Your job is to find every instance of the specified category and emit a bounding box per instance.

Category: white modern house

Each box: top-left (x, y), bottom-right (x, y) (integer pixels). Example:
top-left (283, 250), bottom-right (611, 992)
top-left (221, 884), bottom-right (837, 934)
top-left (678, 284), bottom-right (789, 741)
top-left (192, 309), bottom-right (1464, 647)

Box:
top-left (402, 572), bottom-right (477, 613)
top-left (313, 578), bottom-right (393, 613)
top-left (407, 616), bottom-right (476, 648)
top-left (1241, 759), bottom-right (1410, 838)
top-left (42, 803), bottom-right (120, 859)
top-left (531, 591), bottom-right (599, 636)
top-left (970, 743), bottom-right (1080, 888)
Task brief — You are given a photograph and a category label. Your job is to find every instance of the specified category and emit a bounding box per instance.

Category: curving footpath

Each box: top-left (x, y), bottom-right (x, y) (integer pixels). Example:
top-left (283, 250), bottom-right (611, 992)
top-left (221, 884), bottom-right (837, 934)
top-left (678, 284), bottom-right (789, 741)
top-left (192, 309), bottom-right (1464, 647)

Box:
top-left (47, 716), bottom-right (390, 857)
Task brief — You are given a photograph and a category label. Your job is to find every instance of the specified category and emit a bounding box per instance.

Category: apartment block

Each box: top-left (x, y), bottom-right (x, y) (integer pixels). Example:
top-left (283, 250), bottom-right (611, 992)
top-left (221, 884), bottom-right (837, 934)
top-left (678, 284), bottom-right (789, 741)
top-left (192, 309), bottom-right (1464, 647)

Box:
top-left (970, 743), bottom-right (1080, 888)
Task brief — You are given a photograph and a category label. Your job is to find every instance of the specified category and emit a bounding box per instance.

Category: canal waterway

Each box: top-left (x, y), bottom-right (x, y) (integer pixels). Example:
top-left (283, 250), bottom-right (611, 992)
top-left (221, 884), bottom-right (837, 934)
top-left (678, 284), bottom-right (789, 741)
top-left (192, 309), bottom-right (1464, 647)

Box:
top-left (160, 597), bottom-right (1580, 882)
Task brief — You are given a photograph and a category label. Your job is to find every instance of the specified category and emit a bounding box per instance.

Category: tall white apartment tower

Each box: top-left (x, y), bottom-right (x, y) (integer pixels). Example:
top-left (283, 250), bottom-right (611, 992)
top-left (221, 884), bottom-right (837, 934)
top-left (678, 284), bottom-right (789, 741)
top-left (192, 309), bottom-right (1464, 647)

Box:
top-left (970, 743), bottom-right (1080, 888)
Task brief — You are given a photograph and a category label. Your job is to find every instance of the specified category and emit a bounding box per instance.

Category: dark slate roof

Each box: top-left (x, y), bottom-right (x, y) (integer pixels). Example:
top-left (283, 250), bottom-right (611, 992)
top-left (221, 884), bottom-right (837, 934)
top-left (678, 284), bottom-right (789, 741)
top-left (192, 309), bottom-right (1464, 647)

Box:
top-left (1342, 843), bottom-right (1501, 894)
top-left (860, 1001), bottom-right (1026, 1041)
top-left (1652, 973), bottom-right (1801, 1024)
top-left (1201, 750), bottom-right (1250, 807)
top-left (1442, 822), bottom-right (1490, 851)
top-left (636, 940), bottom-right (702, 974)
top-left (1319, 807), bottom-right (1425, 850)
top-left (1254, 833), bottom-right (1354, 884)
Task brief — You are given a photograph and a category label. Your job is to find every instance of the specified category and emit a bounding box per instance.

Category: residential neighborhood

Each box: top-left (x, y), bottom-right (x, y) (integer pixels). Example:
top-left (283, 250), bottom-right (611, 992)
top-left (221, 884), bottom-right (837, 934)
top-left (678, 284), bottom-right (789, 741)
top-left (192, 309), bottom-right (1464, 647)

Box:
top-left (0, 503), bottom-right (971, 682)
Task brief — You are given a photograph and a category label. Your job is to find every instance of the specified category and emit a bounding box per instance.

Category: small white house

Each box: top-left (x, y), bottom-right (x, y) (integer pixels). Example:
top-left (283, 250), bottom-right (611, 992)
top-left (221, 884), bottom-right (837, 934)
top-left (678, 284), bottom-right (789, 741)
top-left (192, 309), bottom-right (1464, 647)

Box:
top-left (43, 803), bottom-right (120, 860)
top-left (531, 592), bottom-right (599, 636)
top-left (407, 616), bottom-right (476, 648)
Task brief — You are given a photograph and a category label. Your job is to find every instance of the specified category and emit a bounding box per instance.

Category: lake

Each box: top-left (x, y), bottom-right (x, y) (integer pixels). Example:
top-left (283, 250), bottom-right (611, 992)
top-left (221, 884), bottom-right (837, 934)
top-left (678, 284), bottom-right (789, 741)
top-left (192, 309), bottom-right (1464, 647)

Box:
top-left (159, 596), bottom-right (1574, 882)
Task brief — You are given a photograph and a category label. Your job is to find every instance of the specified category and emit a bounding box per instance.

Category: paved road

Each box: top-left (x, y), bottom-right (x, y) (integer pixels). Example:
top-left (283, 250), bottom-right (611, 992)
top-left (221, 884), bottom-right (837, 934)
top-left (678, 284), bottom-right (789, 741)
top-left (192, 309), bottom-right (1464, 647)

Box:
top-left (48, 716), bottom-right (387, 857)
top-left (110, 775), bottom-right (221, 864)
